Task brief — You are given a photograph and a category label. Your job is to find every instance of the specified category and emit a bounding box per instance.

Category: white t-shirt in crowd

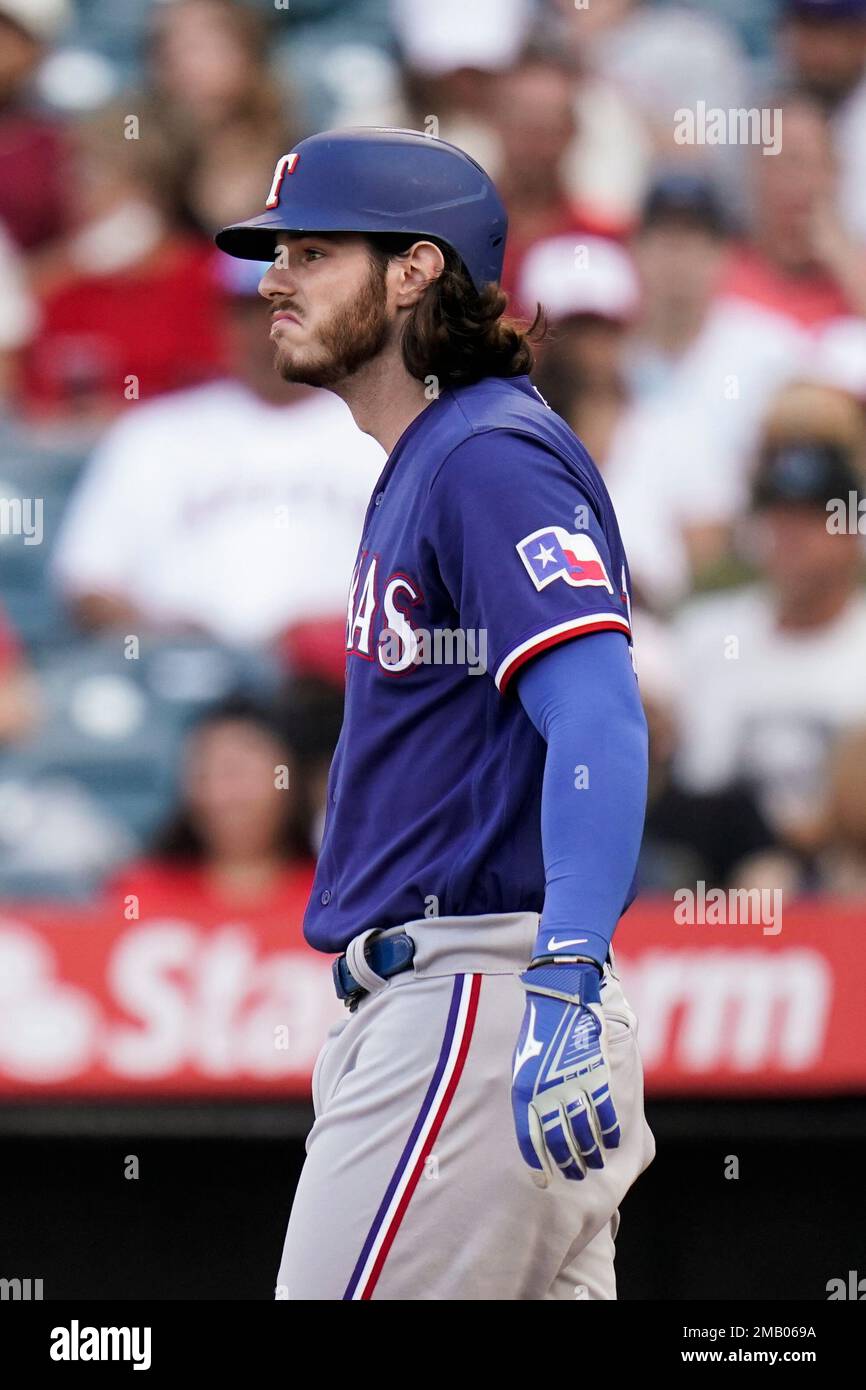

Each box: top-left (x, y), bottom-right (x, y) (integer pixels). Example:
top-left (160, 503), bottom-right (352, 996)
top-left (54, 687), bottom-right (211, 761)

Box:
top-left (624, 298), bottom-right (810, 458)
top-left (604, 396), bottom-right (743, 609)
top-left (605, 299), bottom-right (810, 607)
top-left (53, 380), bottom-right (386, 645)
top-left (671, 586), bottom-right (866, 832)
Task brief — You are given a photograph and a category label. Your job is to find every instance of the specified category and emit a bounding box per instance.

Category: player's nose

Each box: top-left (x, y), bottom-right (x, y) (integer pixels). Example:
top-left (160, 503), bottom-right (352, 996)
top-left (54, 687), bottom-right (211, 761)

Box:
top-left (258, 261), bottom-right (288, 301)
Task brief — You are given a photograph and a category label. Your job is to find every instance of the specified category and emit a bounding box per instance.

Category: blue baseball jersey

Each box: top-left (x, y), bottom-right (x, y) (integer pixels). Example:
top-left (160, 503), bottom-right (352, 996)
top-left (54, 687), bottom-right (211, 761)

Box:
top-left (303, 373), bottom-right (635, 953)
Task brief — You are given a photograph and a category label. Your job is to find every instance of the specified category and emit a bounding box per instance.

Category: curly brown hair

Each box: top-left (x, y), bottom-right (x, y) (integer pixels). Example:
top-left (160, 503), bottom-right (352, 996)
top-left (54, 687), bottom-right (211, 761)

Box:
top-left (365, 234), bottom-right (546, 389)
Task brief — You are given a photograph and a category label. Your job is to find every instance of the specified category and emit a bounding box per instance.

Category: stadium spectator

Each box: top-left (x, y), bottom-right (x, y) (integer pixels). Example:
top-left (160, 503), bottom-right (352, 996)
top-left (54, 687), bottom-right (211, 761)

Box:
top-left (632, 608), bottom-right (793, 892)
top-left (51, 254), bottom-right (384, 645)
top-left (672, 392), bottom-right (866, 854)
top-left (522, 213), bottom-right (734, 607)
top-left (21, 102), bottom-right (227, 421)
top-left (781, 0), bottom-right (866, 110)
top-left (0, 0), bottom-right (71, 251)
top-left (623, 173), bottom-right (809, 430)
top-left (520, 232), bottom-right (639, 463)
top-left (779, 0), bottom-right (866, 245)
top-left (722, 93), bottom-right (866, 325)
top-left (276, 675), bottom-right (345, 854)
top-left (105, 693), bottom-right (316, 916)
top-left (625, 175), bottom-right (734, 392)
top-left (604, 173), bottom-right (810, 606)
top-left (491, 52), bottom-right (627, 307)
top-left (525, 180), bottom-right (809, 607)
top-left (551, 0), bottom-right (750, 224)
top-left (146, 0), bottom-right (296, 234)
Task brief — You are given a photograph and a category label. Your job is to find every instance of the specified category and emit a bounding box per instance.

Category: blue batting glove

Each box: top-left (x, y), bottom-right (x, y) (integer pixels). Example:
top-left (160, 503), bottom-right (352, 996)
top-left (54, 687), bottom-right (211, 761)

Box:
top-left (511, 959), bottom-right (620, 1187)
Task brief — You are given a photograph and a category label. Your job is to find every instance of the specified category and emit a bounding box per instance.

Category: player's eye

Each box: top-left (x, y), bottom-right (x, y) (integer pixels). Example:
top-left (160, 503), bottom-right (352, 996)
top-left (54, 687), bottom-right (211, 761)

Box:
top-left (303, 247), bottom-right (325, 261)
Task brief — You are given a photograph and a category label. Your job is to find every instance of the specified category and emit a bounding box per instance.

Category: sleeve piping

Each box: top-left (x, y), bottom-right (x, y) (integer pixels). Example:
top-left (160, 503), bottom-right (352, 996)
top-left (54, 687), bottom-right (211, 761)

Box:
top-left (495, 615), bottom-right (632, 695)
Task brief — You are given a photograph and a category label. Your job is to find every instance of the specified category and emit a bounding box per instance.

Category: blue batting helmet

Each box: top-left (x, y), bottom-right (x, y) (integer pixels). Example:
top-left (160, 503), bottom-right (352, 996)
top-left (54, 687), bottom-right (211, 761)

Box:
top-left (214, 127), bottom-right (508, 293)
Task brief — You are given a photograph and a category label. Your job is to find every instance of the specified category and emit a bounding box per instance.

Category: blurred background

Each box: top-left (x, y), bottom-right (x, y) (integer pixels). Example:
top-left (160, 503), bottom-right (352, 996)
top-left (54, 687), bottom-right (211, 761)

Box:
top-left (0, 0), bottom-right (865, 1300)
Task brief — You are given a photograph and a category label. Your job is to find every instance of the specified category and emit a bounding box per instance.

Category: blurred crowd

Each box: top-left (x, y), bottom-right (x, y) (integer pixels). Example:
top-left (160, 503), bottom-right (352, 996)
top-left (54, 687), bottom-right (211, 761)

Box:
top-left (0, 0), bottom-right (865, 913)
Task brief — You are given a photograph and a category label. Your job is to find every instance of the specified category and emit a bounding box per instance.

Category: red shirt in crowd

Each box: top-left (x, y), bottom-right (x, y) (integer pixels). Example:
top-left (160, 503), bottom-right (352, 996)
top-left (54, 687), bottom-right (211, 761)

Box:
top-left (105, 859), bottom-right (317, 934)
top-left (721, 243), bottom-right (855, 328)
top-left (278, 616), bottom-right (348, 686)
top-left (22, 238), bottom-right (228, 415)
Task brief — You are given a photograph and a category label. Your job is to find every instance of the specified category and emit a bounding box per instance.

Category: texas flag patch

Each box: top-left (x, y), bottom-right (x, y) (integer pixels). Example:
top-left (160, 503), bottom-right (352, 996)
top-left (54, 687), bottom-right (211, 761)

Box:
top-left (516, 526), bottom-right (613, 594)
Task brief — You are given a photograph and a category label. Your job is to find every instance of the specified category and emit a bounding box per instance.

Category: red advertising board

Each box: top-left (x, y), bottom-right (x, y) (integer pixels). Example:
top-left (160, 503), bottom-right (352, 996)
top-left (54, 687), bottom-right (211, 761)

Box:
top-left (0, 896), bottom-right (863, 1098)
top-left (0, 890), bottom-right (341, 1098)
top-left (614, 899), bottom-right (866, 1095)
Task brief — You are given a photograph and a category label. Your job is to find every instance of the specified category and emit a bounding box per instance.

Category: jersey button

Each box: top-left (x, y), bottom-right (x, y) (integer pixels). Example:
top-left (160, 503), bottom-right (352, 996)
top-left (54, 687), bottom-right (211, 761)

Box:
top-left (320, 889), bottom-right (332, 906)
top-left (374, 491), bottom-right (384, 506)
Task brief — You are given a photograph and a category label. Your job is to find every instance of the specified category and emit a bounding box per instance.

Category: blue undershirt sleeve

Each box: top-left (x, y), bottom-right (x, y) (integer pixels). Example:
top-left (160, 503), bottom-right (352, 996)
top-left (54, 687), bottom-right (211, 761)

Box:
top-left (515, 629), bottom-right (649, 969)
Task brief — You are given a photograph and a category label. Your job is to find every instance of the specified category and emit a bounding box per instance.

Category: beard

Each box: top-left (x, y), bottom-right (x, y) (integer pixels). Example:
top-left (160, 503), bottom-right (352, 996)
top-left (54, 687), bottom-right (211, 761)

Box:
top-left (271, 257), bottom-right (391, 388)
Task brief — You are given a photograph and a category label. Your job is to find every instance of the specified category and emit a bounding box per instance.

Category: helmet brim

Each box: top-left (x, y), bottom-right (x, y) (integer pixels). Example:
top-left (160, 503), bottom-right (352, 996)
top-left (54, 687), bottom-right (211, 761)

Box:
top-left (215, 207), bottom-right (464, 274)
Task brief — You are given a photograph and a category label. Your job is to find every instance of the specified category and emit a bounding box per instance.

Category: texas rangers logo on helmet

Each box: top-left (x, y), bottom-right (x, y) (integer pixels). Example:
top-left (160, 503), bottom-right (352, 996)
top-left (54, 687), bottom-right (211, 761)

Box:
top-left (265, 152), bottom-right (300, 208)
top-left (516, 526), bottom-right (613, 594)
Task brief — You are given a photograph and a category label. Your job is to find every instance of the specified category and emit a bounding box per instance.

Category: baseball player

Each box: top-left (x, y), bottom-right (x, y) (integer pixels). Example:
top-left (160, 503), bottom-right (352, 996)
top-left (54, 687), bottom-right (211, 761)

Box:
top-left (216, 128), bottom-right (656, 1301)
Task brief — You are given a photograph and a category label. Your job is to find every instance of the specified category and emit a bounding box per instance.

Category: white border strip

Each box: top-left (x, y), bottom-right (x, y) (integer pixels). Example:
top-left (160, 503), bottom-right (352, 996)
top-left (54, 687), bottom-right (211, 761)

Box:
top-left (494, 614), bottom-right (631, 691)
top-left (352, 973), bottom-right (476, 1299)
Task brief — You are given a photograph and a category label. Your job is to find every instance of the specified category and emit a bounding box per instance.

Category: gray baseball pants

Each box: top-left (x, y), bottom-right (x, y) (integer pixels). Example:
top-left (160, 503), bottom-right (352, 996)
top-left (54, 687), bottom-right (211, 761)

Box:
top-left (275, 910), bottom-right (656, 1300)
